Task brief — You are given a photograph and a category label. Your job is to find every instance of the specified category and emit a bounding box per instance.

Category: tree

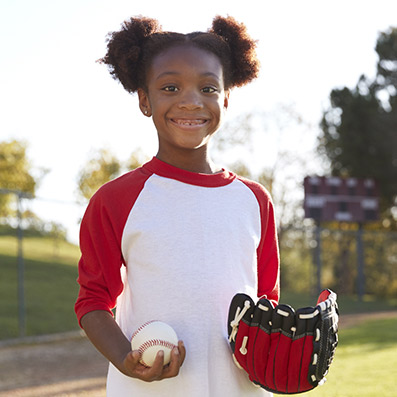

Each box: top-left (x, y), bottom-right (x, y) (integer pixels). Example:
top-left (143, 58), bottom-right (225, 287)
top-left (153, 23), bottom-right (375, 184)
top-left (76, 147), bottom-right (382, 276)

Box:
top-left (76, 148), bottom-right (149, 201)
top-left (125, 148), bottom-right (149, 172)
top-left (77, 148), bottom-right (122, 201)
top-left (376, 27), bottom-right (397, 91)
top-left (319, 27), bottom-right (397, 226)
top-left (0, 140), bottom-right (37, 218)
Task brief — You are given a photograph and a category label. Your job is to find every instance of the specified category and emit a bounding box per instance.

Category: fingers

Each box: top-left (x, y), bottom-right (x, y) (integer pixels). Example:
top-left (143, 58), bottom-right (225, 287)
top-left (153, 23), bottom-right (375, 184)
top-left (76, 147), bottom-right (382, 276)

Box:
top-left (268, 304), bottom-right (295, 393)
top-left (177, 340), bottom-right (186, 366)
top-left (123, 341), bottom-right (186, 382)
top-left (126, 349), bottom-right (166, 382)
top-left (161, 340), bottom-right (186, 379)
top-left (247, 298), bottom-right (273, 383)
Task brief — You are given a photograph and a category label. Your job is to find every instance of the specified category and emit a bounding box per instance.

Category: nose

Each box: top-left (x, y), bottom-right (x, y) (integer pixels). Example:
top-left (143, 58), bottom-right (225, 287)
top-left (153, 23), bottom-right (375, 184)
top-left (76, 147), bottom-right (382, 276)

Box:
top-left (178, 90), bottom-right (203, 110)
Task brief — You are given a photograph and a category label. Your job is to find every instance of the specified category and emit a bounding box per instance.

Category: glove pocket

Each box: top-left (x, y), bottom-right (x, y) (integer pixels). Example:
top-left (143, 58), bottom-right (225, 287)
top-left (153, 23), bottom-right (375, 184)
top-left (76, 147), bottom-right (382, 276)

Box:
top-left (249, 298), bottom-right (274, 386)
top-left (264, 304), bottom-right (295, 393)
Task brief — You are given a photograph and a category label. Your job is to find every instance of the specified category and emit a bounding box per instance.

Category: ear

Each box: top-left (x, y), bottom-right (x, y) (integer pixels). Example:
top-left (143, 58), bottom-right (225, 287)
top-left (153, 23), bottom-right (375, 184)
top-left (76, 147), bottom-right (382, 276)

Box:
top-left (138, 88), bottom-right (152, 117)
top-left (223, 89), bottom-right (230, 110)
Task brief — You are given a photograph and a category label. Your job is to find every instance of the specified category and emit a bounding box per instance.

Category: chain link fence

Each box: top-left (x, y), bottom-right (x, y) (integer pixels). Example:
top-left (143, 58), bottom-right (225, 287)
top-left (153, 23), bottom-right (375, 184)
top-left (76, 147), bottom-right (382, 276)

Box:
top-left (0, 190), bottom-right (84, 340)
top-left (280, 224), bottom-right (397, 299)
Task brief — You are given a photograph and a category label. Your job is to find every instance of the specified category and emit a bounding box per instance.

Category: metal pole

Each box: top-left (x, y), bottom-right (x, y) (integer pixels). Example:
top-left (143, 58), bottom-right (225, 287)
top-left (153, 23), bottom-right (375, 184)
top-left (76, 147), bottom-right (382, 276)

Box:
top-left (0, 188), bottom-right (31, 338)
top-left (357, 222), bottom-right (365, 302)
top-left (315, 223), bottom-right (322, 295)
top-left (16, 193), bottom-right (26, 337)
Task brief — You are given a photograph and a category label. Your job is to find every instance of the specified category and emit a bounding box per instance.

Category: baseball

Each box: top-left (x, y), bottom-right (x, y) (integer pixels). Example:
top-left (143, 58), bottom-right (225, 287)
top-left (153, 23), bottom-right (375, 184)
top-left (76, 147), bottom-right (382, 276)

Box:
top-left (130, 320), bottom-right (179, 367)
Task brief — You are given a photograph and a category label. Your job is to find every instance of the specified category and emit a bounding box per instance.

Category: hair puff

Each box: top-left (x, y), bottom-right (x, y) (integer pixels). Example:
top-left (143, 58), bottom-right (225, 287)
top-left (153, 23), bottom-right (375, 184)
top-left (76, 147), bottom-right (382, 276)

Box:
top-left (210, 16), bottom-right (260, 87)
top-left (100, 17), bottom-right (162, 93)
top-left (99, 15), bottom-right (260, 93)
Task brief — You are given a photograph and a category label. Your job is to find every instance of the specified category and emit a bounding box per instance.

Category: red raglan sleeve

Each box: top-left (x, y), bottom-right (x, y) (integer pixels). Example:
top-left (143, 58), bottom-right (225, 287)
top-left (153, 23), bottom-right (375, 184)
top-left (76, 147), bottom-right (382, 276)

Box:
top-left (240, 178), bottom-right (280, 306)
top-left (256, 196), bottom-right (280, 306)
top-left (74, 189), bottom-right (125, 327)
top-left (74, 167), bottom-right (152, 327)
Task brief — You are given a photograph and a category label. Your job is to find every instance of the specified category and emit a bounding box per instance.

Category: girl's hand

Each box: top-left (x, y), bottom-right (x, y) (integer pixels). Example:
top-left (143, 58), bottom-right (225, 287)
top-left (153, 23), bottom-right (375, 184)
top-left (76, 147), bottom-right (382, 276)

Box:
top-left (80, 311), bottom-right (185, 382)
top-left (121, 340), bottom-right (186, 381)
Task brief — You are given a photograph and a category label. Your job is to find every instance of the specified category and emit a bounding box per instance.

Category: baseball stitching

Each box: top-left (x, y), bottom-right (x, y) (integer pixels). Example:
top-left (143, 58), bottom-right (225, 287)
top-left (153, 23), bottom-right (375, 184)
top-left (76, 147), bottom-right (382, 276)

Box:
top-left (131, 321), bottom-right (177, 367)
top-left (139, 339), bottom-right (178, 367)
top-left (130, 320), bottom-right (157, 341)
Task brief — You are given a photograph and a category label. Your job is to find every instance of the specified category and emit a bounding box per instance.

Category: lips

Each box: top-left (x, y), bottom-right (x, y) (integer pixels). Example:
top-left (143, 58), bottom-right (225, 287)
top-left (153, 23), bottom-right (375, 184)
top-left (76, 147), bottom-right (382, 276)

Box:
top-left (170, 118), bottom-right (208, 127)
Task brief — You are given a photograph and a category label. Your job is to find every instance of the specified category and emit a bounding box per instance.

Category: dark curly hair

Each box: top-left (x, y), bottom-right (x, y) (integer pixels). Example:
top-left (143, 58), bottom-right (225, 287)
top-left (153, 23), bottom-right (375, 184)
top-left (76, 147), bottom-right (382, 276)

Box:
top-left (99, 15), bottom-right (260, 92)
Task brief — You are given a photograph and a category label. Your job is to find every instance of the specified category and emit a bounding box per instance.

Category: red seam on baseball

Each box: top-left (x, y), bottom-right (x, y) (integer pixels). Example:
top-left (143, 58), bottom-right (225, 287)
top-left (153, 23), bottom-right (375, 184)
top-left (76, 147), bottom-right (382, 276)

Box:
top-left (130, 320), bottom-right (158, 341)
top-left (139, 339), bottom-right (178, 367)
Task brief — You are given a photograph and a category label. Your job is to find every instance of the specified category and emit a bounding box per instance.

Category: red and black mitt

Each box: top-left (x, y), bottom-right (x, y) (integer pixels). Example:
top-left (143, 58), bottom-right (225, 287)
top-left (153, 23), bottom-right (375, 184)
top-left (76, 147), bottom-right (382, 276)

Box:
top-left (227, 289), bottom-right (338, 394)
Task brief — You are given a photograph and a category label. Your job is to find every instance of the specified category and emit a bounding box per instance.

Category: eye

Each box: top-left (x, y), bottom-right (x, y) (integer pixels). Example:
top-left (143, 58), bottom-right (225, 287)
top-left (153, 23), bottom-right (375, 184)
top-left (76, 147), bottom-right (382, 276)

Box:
top-left (202, 86), bottom-right (217, 94)
top-left (162, 85), bottom-right (179, 92)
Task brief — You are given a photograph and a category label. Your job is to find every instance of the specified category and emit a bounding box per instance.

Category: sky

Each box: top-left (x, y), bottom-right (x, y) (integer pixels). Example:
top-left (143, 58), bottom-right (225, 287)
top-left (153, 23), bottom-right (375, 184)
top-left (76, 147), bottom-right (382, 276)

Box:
top-left (1, 0), bottom-right (397, 242)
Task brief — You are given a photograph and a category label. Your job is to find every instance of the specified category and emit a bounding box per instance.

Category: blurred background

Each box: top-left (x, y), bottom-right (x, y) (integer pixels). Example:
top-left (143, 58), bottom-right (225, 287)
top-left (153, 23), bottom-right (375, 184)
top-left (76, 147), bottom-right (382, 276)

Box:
top-left (0, 1), bottom-right (396, 396)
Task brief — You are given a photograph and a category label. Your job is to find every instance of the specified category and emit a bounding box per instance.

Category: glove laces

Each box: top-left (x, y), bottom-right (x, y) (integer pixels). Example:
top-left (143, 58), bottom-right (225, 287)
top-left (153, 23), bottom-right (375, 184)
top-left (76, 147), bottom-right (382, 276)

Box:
top-left (229, 300), bottom-right (251, 343)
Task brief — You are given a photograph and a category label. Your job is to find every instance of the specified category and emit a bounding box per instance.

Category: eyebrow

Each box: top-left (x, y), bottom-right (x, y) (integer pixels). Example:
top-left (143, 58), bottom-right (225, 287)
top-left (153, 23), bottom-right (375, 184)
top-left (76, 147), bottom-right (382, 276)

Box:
top-left (155, 71), bottom-right (221, 81)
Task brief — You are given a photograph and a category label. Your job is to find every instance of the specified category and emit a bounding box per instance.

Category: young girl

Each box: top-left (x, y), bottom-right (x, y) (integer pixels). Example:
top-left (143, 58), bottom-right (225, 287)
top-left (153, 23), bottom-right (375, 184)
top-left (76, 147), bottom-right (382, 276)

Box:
top-left (75, 15), bottom-right (279, 397)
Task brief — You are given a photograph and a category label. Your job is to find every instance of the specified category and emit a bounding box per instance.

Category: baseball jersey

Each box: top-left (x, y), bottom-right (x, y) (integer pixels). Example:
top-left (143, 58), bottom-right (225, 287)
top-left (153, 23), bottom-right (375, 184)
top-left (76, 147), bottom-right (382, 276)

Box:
top-left (75, 157), bottom-right (279, 397)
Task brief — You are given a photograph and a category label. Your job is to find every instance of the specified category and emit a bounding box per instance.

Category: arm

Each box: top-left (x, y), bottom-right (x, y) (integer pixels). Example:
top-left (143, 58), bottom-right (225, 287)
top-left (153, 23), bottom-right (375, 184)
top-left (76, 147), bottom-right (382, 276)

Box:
top-left (256, 197), bottom-right (280, 305)
top-left (240, 178), bottom-right (280, 305)
top-left (81, 310), bottom-right (186, 382)
top-left (76, 183), bottom-right (185, 382)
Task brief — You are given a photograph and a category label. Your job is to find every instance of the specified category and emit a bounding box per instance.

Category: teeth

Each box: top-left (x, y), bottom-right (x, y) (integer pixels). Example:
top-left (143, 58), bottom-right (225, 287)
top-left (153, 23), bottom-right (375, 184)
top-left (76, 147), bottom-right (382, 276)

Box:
top-left (174, 119), bottom-right (205, 126)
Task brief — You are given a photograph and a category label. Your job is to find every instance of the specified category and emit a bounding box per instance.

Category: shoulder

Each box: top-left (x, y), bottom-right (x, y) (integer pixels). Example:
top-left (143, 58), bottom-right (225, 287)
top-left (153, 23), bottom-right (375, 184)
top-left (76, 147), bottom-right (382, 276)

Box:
top-left (235, 175), bottom-right (273, 204)
top-left (92, 164), bottom-right (153, 203)
top-left (81, 164), bottom-right (154, 230)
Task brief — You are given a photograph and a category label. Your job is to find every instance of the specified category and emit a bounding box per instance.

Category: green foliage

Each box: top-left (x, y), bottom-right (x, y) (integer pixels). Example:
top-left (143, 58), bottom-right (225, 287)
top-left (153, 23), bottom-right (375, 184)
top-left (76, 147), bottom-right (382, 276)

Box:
top-left (319, 27), bottom-right (397, 225)
top-left (362, 230), bottom-right (397, 298)
top-left (0, 140), bottom-right (37, 217)
top-left (279, 228), bottom-right (314, 293)
top-left (77, 148), bottom-right (121, 201)
top-left (376, 27), bottom-right (397, 89)
top-left (279, 225), bottom-right (397, 299)
top-left (320, 228), bottom-right (397, 299)
top-left (317, 26), bottom-right (397, 298)
top-left (76, 148), bottom-right (149, 201)
top-left (125, 148), bottom-right (150, 172)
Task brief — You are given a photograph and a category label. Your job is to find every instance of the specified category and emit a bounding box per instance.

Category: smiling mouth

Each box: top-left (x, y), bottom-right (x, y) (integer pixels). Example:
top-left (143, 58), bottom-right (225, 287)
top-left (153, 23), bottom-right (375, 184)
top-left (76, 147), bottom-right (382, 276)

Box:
top-left (171, 118), bottom-right (208, 127)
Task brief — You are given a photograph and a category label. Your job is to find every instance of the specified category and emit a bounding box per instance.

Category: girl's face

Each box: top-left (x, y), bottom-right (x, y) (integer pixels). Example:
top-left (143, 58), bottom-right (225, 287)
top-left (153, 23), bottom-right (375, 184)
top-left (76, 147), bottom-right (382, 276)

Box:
top-left (138, 44), bottom-right (229, 168)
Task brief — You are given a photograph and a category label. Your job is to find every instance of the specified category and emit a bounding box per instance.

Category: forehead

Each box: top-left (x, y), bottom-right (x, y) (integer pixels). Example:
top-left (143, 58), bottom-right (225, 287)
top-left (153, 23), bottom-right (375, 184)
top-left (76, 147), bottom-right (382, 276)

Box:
top-left (149, 44), bottom-right (224, 82)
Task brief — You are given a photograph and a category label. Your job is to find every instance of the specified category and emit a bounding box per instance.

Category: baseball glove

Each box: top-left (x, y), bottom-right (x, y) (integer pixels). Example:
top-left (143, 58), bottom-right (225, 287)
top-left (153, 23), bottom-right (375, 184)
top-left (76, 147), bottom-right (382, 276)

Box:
top-left (227, 289), bottom-right (338, 394)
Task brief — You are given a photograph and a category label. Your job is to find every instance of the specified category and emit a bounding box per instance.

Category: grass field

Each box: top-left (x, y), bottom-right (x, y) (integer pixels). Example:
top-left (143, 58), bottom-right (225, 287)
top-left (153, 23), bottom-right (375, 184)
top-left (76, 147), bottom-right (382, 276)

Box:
top-left (1, 233), bottom-right (397, 396)
top-left (307, 316), bottom-right (397, 397)
top-left (0, 234), bottom-right (81, 339)
top-left (1, 232), bottom-right (397, 339)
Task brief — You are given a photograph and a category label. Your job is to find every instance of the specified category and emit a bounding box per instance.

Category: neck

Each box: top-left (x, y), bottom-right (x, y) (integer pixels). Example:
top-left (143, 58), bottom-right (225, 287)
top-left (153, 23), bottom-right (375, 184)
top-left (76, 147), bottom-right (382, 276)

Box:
top-left (156, 148), bottom-right (221, 174)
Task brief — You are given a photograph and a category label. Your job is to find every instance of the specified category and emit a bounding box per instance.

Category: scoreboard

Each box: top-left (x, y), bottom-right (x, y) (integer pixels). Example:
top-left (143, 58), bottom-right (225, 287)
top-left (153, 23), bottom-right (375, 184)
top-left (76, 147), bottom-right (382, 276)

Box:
top-left (304, 176), bottom-right (379, 222)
